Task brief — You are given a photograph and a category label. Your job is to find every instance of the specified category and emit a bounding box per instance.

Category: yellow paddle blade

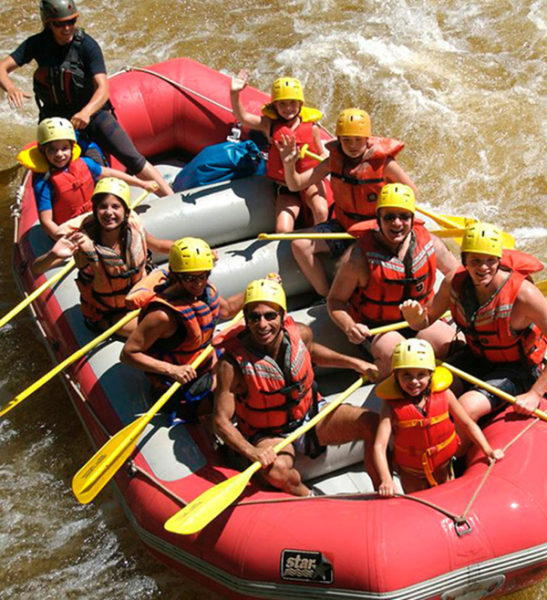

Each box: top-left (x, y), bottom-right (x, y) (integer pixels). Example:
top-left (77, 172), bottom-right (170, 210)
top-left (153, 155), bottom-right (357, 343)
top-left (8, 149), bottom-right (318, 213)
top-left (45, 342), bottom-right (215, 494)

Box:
top-left (535, 279), bottom-right (547, 294)
top-left (72, 413), bottom-right (151, 503)
top-left (164, 462), bottom-right (262, 535)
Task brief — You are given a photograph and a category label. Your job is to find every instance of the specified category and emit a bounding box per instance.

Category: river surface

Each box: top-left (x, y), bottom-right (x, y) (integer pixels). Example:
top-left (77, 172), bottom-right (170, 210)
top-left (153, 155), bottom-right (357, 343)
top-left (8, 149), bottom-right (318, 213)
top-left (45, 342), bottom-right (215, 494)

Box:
top-left (0, 1), bottom-right (545, 598)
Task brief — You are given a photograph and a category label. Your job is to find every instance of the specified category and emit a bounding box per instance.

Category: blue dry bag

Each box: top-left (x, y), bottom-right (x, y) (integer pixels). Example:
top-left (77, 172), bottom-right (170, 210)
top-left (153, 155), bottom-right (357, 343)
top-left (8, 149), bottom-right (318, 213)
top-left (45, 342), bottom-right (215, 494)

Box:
top-left (173, 140), bottom-right (265, 192)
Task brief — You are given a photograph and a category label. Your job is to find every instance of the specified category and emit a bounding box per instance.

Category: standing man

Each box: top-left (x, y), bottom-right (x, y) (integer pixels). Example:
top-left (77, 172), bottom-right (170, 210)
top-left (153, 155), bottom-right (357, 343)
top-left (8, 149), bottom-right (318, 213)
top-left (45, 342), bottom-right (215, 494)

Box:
top-left (0, 0), bottom-right (172, 196)
top-left (401, 222), bottom-right (547, 436)
top-left (213, 278), bottom-right (380, 496)
top-left (327, 183), bottom-right (459, 379)
top-left (121, 237), bottom-right (243, 421)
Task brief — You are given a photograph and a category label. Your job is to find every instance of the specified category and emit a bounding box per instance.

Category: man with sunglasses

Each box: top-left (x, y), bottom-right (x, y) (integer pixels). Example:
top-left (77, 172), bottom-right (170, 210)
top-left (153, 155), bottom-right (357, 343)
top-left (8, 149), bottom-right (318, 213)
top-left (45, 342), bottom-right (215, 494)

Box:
top-left (121, 237), bottom-right (244, 422)
top-left (327, 183), bottom-right (459, 379)
top-left (0, 0), bottom-right (172, 196)
top-left (213, 278), bottom-right (380, 496)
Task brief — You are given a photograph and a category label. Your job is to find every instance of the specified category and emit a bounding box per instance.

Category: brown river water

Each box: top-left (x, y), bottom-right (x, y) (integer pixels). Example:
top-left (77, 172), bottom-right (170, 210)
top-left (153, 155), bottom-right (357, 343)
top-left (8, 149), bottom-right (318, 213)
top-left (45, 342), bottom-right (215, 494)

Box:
top-left (0, 1), bottom-right (545, 598)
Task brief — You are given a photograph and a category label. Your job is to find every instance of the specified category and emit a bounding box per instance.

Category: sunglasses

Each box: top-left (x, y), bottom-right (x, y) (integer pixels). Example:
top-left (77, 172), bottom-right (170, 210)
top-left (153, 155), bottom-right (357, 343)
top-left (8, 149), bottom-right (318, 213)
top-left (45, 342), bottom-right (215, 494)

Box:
top-left (246, 310), bottom-right (280, 324)
top-left (381, 212), bottom-right (413, 222)
top-left (179, 271), bottom-right (210, 283)
top-left (50, 17), bottom-right (78, 27)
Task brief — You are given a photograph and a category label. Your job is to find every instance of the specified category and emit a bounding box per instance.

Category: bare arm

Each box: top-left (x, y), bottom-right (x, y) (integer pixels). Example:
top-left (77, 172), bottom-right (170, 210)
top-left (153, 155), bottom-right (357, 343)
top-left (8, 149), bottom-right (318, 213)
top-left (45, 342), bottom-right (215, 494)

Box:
top-left (327, 245), bottom-right (372, 344)
top-left (38, 209), bottom-right (63, 240)
top-left (449, 392), bottom-right (504, 460)
top-left (384, 158), bottom-right (419, 196)
top-left (230, 70), bottom-right (270, 135)
top-left (100, 166), bottom-right (158, 193)
top-left (278, 134), bottom-right (330, 191)
top-left (400, 273), bottom-right (454, 330)
top-left (431, 234), bottom-right (460, 275)
top-left (374, 403), bottom-right (396, 496)
top-left (70, 73), bottom-right (109, 130)
top-left (312, 124), bottom-right (328, 158)
top-left (144, 231), bottom-right (173, 255)
top-left (512, 282), bottom-right (547, 412)
top-left (120, 309), bottom-right (197, 385)
top-left (0, 55), bottom-right (32, 108)
top-left (298, 323), bottom-right (379, 380)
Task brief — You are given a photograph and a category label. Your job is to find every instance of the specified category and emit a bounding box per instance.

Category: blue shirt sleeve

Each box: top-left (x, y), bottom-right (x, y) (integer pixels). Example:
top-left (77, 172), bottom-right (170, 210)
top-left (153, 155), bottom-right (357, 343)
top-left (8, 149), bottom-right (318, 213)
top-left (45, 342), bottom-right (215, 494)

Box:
top-left (82, 157), bottom-right (103, 182)
top-left (33, 174), bottom-right (53, 213)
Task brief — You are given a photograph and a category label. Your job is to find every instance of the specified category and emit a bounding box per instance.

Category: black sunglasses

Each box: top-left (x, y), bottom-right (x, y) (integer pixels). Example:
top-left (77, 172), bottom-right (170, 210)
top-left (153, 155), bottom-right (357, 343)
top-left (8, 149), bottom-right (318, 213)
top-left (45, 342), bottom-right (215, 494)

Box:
top-left (179, 271), bottom-right (210, 283)
top-left (381, 212), bottom-right (413, 222)
top-left (50, 17), bottom-right (78, 27)
top-left (246, 310), bottom-right (280, 324)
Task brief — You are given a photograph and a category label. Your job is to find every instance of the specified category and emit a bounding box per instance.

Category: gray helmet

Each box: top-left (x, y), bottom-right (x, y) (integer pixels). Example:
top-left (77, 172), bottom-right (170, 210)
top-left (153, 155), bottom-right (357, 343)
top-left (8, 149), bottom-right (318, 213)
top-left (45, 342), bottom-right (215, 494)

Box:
top-left (40, 0), bottom-right (79, 23)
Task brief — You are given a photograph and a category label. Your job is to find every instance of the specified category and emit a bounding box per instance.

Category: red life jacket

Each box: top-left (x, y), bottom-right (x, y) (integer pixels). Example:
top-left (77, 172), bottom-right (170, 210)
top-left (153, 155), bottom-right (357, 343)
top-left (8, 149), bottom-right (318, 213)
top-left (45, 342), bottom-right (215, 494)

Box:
top-left (47, 157), bottom-right (94, 224)
top-left (450, 249), bottom-right (546, 369)
top-left (326, 136), bottom-right (404, 230)
top-left (219, 317), bottom-right (316, 438)
top-left (125, 269), bottom-right (220, 388)
top-left (376, 367), bottom-right (459, 486)
top-left (75, 214), bottom-right (147, 322)
top-left (349, 223), bottom-right (437, 326)
top-left (266, 120), bottom-right (320, 184)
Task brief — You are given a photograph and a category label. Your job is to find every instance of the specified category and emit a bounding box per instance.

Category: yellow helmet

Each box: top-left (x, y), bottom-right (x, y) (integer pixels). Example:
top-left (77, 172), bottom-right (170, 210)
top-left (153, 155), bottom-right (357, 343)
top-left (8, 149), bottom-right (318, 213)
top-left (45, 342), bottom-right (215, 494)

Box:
top-left (92, 177), bottom-right (131, 207)
top-left (37, 117), bottom-right (76, 146)
top-left (392, 339), bottom-right (436, 372)
top-left (271, 77), bottom-right (304, 103)
top-left (335, 108), bottom-right (371, 137)
top-left (169, 237), bottom-right (214, 273)
top-left (243, 278), bottom-right (287, 312)
top-left (376, 183), bottom-right (416, 215)
top-left (460, 222), bottom-right (503, 258)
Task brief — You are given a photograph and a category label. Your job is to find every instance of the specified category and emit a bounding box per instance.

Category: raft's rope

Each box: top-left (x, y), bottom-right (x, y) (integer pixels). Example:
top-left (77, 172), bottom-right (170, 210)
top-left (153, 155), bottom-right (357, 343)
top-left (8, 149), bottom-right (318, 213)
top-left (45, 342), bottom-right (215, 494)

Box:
top-left (129, 461), bottom-right (188, 507)
top-left (115, 66), bottom-right (235, 115)
top-left (459, 417), bottom-right (539, 520)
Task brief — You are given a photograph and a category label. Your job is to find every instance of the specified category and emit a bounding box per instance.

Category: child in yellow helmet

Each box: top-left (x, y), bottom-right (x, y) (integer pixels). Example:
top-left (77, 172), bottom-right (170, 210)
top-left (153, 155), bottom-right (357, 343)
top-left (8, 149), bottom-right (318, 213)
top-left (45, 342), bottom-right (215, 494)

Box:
top-left (231, 71), bottom-right (328, 233)
top-left (31, 177), bottom-right (172, 337)
top-left (373, 339), bottom-right (504, 496)
top-left (278, 107), bottom-right (418, 299)
top-left (18, 117), bottom-right (158, 240)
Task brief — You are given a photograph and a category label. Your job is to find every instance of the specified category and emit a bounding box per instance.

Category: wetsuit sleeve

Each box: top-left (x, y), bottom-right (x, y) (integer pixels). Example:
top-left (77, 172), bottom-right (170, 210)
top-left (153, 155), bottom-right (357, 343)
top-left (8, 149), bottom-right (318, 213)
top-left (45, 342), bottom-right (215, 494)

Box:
top-left (33, 174), bottom-right (53, 213)
top-left (10, 34), bottom-right (41, 66)
top-left (81, 34), bottom-right (107, 75)
top-left (82, 156), bottom-right (103, 181)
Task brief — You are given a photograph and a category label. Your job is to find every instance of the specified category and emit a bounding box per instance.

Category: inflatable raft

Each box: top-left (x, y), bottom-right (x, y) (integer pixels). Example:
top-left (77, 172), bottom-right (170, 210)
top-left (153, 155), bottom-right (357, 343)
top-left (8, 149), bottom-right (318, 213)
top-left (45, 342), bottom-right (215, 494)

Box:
top-left (10, 58), bottom-right (547, 600)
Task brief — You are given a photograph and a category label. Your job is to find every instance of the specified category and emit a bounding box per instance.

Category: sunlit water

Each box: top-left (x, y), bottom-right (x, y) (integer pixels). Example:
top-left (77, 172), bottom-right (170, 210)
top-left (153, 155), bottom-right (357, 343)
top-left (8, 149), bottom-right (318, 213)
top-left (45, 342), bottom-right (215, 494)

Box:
top-left (0, 1), bottom-right (545, 598)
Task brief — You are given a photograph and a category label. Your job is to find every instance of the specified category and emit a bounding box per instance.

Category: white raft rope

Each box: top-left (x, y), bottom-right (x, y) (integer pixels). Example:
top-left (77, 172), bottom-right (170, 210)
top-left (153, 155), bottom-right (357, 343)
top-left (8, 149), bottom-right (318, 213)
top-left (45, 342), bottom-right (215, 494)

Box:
top-left (109, 65), bottom-right (333, 138)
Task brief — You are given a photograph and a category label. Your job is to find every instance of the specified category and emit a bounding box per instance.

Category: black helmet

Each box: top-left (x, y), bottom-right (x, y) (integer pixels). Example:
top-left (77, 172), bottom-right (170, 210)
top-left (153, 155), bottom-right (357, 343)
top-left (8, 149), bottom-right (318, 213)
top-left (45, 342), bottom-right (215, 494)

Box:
top-left (40, 0), bottom-right (79, 23)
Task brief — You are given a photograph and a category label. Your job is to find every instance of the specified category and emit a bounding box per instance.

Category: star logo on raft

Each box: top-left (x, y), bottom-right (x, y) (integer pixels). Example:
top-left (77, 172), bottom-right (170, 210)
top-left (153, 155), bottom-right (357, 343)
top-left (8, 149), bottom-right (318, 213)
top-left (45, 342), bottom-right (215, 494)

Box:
top-left (280, 549), bottom-right (333, 583)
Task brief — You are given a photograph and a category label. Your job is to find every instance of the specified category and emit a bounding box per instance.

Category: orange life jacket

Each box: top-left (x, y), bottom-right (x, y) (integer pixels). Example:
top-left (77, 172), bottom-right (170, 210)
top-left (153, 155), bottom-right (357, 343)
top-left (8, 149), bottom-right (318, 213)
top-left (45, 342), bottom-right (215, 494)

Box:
top-left (219, 317), bottom-right (316, 438)
top-left (450, 249), bottom-right (546, 370)
top-left (266, 120), bottom-right (320, 184)
top-left (125, 269), bottom-right (220, 388)
top-left (376, 367), bottom-right (459, 486)
top-left (349, 223), bottom-right (437, 326)
top-left (326, 136), bottom-right (404, 230)
top-left (75, 215), bottom-right (147, 322)
top-left (42, 157), bottom-right (94, 224)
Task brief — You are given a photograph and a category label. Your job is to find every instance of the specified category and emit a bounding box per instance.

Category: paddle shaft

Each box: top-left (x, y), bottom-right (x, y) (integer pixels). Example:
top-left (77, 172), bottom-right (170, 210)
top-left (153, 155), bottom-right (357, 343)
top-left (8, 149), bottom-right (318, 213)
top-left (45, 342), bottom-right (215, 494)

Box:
top-left (440, 361), bottom-right (547, 422)
top-left (258, 229), bottom-right (466, 241)
top-left (0, 309), bottom-right (141, 418)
